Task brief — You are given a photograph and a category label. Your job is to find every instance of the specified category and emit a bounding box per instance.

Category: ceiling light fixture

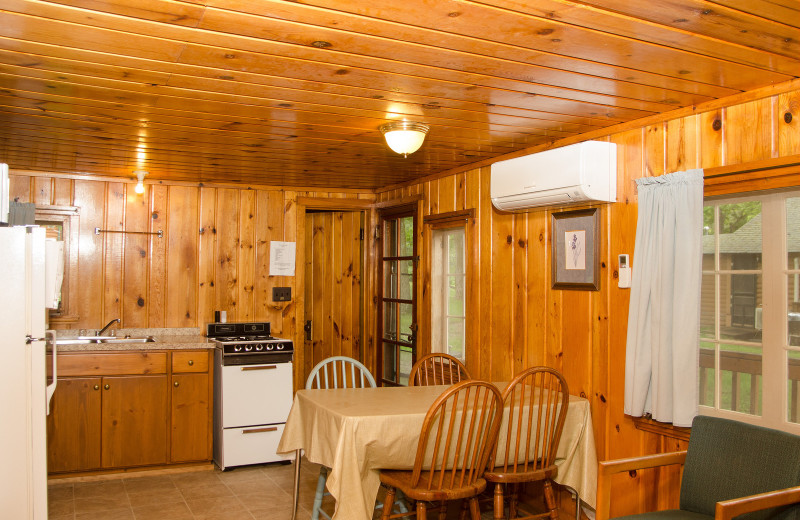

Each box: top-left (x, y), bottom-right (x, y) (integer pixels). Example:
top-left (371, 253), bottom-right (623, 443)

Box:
top-left (133, 170), bottom-right (147, 194)
top-left (380, 121), bottom-right (429, 158)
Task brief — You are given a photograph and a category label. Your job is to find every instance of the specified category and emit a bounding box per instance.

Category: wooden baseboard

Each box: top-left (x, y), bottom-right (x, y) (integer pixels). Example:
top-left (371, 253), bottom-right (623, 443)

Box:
top-left (47, 461), bottom-right (215, 483)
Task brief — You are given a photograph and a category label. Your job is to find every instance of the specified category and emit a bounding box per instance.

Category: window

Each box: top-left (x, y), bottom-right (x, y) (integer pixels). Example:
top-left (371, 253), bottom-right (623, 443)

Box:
top-left (700, 191), bottom-right (800, 432)
top-left (431, 226), bottom-right (466, 361)
top-left (378, 209), bottom-right (417, 386)
top-left (35, 205), bottom-right (79, 323)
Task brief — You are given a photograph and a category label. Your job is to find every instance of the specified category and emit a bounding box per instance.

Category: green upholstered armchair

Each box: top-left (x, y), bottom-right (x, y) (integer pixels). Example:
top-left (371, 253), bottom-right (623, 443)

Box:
top-left (597, 416), bottom-right (800, 520)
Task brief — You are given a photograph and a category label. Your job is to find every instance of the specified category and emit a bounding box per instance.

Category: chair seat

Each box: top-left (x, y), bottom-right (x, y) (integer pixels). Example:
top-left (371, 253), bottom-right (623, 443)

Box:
top-left (484, 464), bottom-right (558, 484)
top-left (380, 469), bottom-right (487, 502)
top-left (613, 510), bottom-right (712, 520)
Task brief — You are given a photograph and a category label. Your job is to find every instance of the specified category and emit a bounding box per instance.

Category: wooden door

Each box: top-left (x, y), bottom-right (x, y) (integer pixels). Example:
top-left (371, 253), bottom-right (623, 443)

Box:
top-left (101, 375), bottom-right (168, 468)
top-left (47, 377), bottom-right (102, 472)
top-left (303, 211), bottom-right (364, 385)
top-left (170, 372), bottom-right (211, 462)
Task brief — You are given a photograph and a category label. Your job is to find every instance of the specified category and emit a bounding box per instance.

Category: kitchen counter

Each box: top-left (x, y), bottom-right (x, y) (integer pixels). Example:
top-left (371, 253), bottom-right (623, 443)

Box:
top-left (54, 327), bottom-right (213, 352)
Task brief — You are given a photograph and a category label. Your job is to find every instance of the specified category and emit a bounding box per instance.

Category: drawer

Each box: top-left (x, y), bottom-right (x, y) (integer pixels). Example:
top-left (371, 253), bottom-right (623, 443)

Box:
top-left (57, 352), bottom-right (167, 377)
top-left (172, 351), bottom-right (209, 373)
top-left (220, 424), bottom-right (294, 469)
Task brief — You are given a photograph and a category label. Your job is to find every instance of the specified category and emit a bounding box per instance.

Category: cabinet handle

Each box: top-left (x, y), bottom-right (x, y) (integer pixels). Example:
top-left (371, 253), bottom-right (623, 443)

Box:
top-left (93, 384), bottom-right (100, 391)
top-left (188, 360), bottom-right (194, 366)
top-left (242, 427), bottom-right (278, 434)
top-left (103, 384), bottom-right (110, 390)
top-left (241, 365), bottom-right (277, 371)
top-left (174, 381), bottom-right (180, 387)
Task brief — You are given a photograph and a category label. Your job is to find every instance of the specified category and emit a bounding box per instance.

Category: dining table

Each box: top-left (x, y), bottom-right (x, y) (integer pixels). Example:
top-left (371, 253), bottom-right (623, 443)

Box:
top-left (276, 383), bottom-right (598, 520)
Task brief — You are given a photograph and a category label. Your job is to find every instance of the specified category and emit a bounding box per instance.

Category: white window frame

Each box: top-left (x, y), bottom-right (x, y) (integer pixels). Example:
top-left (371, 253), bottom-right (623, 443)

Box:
top-left (701, 190), bottom-right (800, 435)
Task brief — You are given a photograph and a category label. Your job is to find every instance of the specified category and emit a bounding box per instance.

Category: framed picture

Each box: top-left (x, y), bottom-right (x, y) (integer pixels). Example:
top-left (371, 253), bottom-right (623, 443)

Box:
top-left (551, 208), bottom-right (599, 290)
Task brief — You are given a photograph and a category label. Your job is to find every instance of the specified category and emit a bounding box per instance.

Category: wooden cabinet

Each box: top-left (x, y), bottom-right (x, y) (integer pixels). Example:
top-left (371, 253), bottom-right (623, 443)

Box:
top-left (171, 350), bottom-right (212, 463)
top-left (47, 377), bottom-right (102, 472)
top-left (47, 349), bottom-right (212, 474)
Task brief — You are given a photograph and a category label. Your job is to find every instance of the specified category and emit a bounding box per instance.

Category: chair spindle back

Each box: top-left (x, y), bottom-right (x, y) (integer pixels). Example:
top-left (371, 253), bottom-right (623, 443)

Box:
top-left (409, 353), bottom-right (471, 386)
top-left (306, 356), bottom-right (376, 390)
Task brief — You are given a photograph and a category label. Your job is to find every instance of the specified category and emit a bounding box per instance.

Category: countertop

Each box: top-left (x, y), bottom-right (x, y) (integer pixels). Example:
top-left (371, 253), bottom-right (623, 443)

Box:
top-left (54, 328), bottom-right (215, 352)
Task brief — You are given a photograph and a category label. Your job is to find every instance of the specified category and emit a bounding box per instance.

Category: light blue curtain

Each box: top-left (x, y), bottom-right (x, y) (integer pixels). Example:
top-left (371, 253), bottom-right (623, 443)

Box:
top-left (624, 169), bottom-right (704, 427)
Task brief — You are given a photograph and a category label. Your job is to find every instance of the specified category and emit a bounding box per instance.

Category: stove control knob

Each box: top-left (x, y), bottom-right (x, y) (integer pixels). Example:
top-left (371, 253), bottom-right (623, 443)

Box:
top-left (245, 345), bottom-right (253, 352)
top-left (255, 344), bottom-right (264, 351)
top-left (266, 344), bottom-right (274, 351)
top-left (277, 344), bottom-right (284, 350)
top-left (233, 345), bottom-right (243, 352)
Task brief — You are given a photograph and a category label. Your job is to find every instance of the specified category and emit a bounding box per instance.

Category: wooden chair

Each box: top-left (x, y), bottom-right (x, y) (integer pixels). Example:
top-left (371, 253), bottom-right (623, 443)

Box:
top-left (305, 356), bottom-right (376, 520)
top-left (485, 367), bottom-right (569, 520)
top-left (597, 415), bottom-right (800, 520)
top-left (409, 353), bottom-right (471, 386)
top-left (379, 379), bottom-right (504, 520)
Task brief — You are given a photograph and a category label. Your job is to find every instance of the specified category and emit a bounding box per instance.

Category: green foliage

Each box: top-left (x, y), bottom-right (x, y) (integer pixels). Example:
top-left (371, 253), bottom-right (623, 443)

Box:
top-left (704, 201), bottom-right (761, 235)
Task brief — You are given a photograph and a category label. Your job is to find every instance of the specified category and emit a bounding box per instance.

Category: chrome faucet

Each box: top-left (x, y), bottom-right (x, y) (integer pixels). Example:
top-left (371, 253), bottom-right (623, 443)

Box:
top-left (97, 318), bottom-right (120, 336)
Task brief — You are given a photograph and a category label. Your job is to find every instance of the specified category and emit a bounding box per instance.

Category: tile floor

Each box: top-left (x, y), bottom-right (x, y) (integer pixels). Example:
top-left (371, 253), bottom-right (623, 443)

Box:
top-left (47, 459), bottom-right (545, 519)
top-left (48, 458), bottom-right (330, 520)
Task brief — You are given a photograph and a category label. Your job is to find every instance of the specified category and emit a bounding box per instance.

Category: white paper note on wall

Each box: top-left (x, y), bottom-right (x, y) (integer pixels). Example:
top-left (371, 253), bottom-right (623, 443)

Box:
top-left (269, 241), bottom-right (296, 276)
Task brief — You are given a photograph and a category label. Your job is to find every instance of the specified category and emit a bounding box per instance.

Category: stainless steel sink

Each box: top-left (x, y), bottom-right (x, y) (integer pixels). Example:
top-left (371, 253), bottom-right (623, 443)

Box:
top-left (99, 336), bottom-right (156, 343)
top-left (55, 336), bottom-right (156, 345)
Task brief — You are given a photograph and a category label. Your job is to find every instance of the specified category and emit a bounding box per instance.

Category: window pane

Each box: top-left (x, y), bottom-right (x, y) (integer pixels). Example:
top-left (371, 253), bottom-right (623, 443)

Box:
top-left (699, 342), bottom-right (715, 407)
top-left (398, 216), bottom-right (413, 256)
top-left (700, 274), bottom-right (715, 339)
top-left (719, 201), bottom-right (762, 262)
top-left (383, 301), bottom-right (396, 340)
top-left (448, 275), bottom-right (465, 316)
top-left (719, 273), bottom-right (762, 341)
top-left (789, 349), bottom-right (800, 424)
top-left (719, 344), bottom-right (761, 416)
top-left (787, 197), bottom-right (799, 270)
top-left (399, 303), bottom-right (413, 343)
top-left (790, 289), bottom-right (800, 347)
top-left (702, 205), bottom-right (715, 237)
top-left (399, 346), bottom-right (413, 386)
top-left (384, 260), bottom-right (397, 298)
top-left (448, 229), bottom-right (465, 273)
top-left (383, 342), bottom-right (397, 382)
top-left (399, 260), bottom-right (413, 300)
top-left (384, 219), bottom-right (397, 256)
top-left (447, 317), bottom-right (465, 360)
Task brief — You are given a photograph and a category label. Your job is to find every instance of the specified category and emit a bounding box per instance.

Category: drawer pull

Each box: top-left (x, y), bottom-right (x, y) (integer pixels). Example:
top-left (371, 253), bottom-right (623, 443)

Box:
top-left (93, 384), bottom-right (100, 391)
top-left (174, 381), bottom-right (180, 387)
top-left (104, 384), bottom-right (110, 390)
top-left (188, 360), bottom-right (194, 366)
top-left (242, 427), bottom-right (278, 434)
top-left (241, 365), bottom-right (277, 371)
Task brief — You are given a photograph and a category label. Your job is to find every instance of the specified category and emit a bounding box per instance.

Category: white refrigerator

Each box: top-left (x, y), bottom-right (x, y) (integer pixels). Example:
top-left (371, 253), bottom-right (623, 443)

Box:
top-left (0, 226), bottom-right (60, 519)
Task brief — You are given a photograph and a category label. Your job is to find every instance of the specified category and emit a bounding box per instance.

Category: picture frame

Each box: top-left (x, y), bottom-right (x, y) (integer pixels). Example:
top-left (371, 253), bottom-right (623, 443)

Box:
top-left (551, 208), bottom-right (599, 290)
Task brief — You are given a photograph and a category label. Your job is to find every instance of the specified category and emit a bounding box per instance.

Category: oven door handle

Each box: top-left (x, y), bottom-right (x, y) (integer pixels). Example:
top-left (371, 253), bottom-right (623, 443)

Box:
top-left (242, 426), bottom-right (278, 434)
top-left (241, 365), bottom-right (278, 371)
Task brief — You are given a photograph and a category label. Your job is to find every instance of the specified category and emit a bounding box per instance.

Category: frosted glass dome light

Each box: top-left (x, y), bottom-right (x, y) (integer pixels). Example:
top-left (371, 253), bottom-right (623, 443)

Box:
top-left (380, 121), bottom-right (429, 157)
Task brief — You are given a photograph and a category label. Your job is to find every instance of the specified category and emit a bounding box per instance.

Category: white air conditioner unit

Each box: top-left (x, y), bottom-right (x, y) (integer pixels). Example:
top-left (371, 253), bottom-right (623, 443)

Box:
top-left (490, 141), bottom-right (617, 211)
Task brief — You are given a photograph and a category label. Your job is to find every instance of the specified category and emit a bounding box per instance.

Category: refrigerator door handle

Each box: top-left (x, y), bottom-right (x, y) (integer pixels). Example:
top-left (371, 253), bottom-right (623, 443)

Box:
top-left (45, 330), bottom-right (57, 416)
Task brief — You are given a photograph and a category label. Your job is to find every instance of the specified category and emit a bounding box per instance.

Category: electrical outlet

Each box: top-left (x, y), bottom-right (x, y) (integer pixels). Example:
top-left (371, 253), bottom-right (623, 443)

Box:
top-left (272, 287), bottom-right (291, 302)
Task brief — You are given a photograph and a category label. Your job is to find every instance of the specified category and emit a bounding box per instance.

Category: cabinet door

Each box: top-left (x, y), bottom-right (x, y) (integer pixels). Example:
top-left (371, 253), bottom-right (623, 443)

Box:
top-left (47, 377), bottom-right (102, 472)
top-left (171, 373), bottom-right (211, 462)
top-left (101, 375), bottom-right (168, 468)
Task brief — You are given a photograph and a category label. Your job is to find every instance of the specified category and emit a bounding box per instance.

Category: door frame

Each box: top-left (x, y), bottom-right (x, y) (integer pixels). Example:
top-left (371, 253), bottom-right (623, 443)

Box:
top-left (295, 197), bottom-right (375, 392)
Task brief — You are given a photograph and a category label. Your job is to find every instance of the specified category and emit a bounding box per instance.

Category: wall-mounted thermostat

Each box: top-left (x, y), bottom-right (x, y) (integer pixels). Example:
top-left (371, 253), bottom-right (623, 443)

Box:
top-left (618, 254), bottom-right (631, 289)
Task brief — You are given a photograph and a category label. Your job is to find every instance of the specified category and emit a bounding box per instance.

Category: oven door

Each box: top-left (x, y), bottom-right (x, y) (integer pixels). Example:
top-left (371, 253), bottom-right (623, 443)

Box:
top-left (221, 361), bottom-right (293, 428)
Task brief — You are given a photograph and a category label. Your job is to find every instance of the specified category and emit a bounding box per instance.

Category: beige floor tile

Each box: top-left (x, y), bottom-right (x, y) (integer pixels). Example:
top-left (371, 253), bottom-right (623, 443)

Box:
top-left (123, 474), bottom-right (177, 495)
top-left (48, 496), bottom-right (75, 517)
top-left (235, 489), bottom-right (294, 511)
top-left (73, 479), bottom-right (127, 499)
top-left (74, 494), bottom-right (132, 515)
top-left (170, 469), bottom-right (222, 489)
top-left (185, 495), bottom-right (249, 518)
top-left (75, 507), bottom-right (135, 520)
top-left (179, 482), bottom-right (236, 500)
top-left (132, 500), bottom-right (194, 520)
top-left (127, 486), bottom-right (185, 508)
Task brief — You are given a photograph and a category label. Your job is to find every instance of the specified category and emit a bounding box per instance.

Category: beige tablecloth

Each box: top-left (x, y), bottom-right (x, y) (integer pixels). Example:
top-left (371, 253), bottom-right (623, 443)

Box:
top-left (277, 384), bottom-right (598, 520)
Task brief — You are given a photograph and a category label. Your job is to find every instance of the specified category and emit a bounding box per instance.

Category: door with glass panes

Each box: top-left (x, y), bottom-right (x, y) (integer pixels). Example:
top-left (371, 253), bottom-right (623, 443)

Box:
top-left (378, 209), bottom-right (417, 386)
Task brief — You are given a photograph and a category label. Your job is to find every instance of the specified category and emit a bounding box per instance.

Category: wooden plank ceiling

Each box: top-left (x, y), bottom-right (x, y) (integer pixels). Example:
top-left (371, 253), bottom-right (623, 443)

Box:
top-left (0, 0), bottom-right (797, 190)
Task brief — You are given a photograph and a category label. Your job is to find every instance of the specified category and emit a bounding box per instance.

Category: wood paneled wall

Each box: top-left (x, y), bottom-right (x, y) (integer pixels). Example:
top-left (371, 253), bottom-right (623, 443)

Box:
top-left (7, 176), bottom-right (374, 341)
top-left (377, 87), bottom-right (800, 516)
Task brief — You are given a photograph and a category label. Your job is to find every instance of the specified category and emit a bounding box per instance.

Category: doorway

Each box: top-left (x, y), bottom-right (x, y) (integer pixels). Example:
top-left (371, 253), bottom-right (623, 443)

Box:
top-left (302, 210), bottom-right (365, 385)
